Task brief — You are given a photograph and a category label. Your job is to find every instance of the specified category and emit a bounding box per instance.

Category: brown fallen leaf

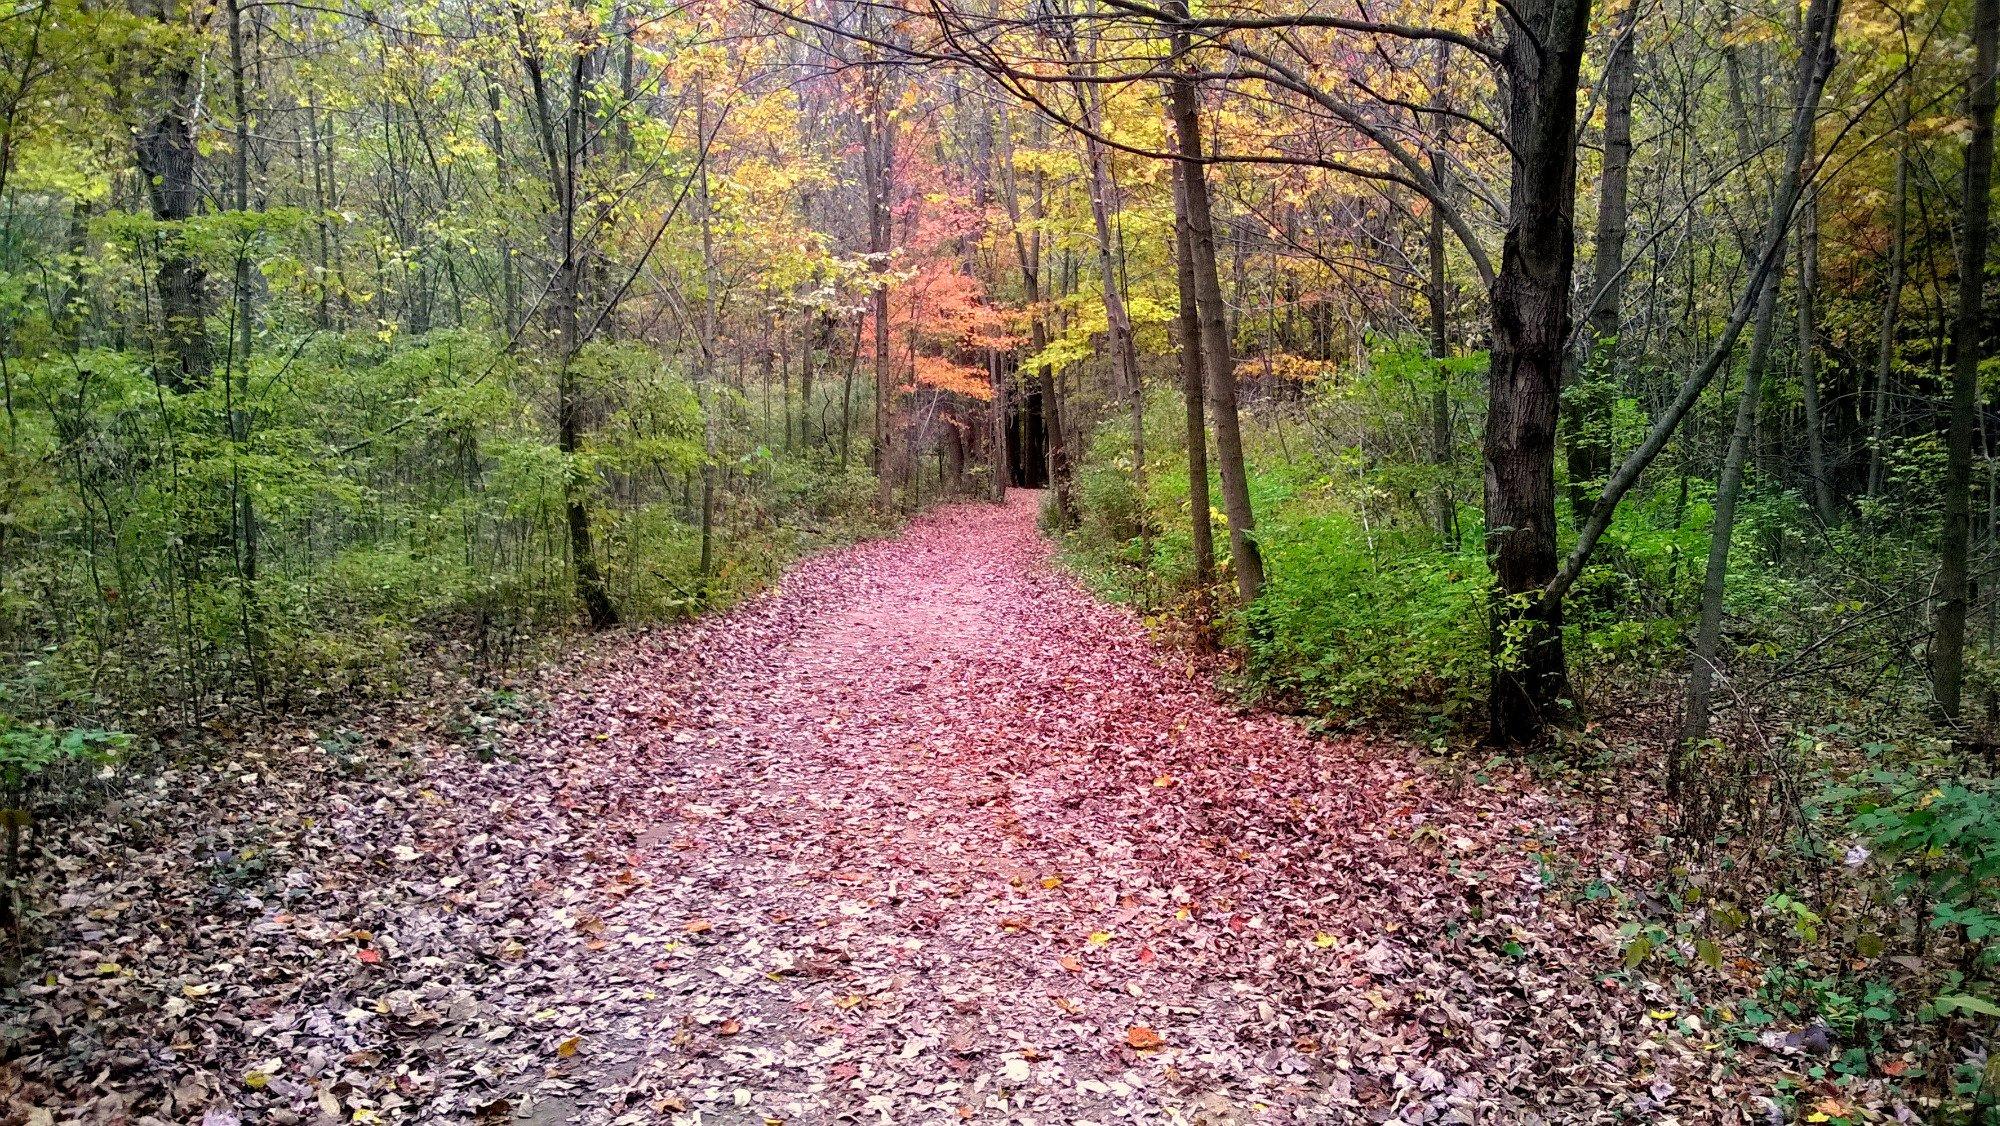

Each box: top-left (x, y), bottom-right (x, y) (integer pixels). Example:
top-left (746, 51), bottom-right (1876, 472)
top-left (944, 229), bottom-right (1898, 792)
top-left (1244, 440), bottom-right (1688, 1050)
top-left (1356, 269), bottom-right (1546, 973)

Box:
top-left (1057, 955), bottom-right (1082, 972)
top-left (1125, 1025), bottom-right (1164, 1050)
top-left (684, 918), bottom-right (713, 934)
top-left (717, 1018), bottom-right (742, 1036)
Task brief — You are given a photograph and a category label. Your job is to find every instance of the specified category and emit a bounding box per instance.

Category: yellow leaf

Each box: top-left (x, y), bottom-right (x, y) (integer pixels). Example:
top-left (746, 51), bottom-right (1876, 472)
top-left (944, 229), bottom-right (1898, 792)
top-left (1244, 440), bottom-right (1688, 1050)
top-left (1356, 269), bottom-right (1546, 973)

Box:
top-left (244, 1070), bottom-right (270, 1090)
top-left (556, 1035), bottom-right (581, 1058)
top-left (1087, 931), bottom-right (1112, 947)
top-left (1648, 1010), bottom-right (1676, 1020)
top-left (1312, 933), bottom-right (1337, 949)
top-left (1041, 875), bottom-right (1063, 889)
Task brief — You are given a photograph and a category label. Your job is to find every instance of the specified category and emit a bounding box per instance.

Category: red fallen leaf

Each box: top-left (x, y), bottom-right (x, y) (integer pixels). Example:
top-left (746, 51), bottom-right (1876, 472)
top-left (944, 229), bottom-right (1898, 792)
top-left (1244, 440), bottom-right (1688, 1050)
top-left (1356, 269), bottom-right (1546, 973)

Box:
top-left (1228, 915), bottom-right (1248, 934)
top-left (1057, 955), bottom-right (1082, 972)
top-left (831, 870), bottom-right (866, 883)
top-left (1125, 1025), bottom-right (1165, 1050)
top-left (1136, 945), bottom-right (1156, 964)
top-left (830, 1062), bottom-right (860, 1081)
top-left (357, 948), bottom-right (382, 964)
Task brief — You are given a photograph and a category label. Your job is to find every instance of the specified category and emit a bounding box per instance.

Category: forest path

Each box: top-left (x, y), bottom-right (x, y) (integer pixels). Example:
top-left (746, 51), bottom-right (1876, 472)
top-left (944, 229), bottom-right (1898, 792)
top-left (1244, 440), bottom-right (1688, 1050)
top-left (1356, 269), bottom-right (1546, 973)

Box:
top-left (503, 491), bottom-right (1645, 1123)
top-left (16, 492), bottom-right (1669, 1126)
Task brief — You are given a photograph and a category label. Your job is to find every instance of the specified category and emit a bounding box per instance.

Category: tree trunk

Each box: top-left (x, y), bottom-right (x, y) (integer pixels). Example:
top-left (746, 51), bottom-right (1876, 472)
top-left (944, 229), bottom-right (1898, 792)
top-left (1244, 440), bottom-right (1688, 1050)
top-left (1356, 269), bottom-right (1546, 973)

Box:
top-left (1172, 153), bottom-right (1216, 593)
top-left (1868, 129), bottom-right (1910, 500)
top-left (1680, 255), bottom-right (1783, 766)
top-left (1568, 0), bottom-right (1638, 517)
top-left (989, 349), bottom-right (1010, 502)
top-left (1680, 0), bottom-right (1841, 759)
top-left (1483, 0), bottom-right (1593, 743)
top-left (1166, 37), bottom-right (1263, 604)
top-left (134, 0), bottom-right (209, 390)
top-left (1934, 0), bottom-right (1998, 720)
top-left (1428, 150), bottom-right (1456, 549)
top-left (1797, 195), bottom-right (1836, 523)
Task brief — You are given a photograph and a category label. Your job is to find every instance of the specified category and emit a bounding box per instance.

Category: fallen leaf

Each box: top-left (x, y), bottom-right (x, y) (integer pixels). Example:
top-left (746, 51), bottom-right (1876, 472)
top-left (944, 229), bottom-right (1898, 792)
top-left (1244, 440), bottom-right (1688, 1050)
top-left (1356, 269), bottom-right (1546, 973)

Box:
top-left (1125, 1025), bottom-right (1165, 1050)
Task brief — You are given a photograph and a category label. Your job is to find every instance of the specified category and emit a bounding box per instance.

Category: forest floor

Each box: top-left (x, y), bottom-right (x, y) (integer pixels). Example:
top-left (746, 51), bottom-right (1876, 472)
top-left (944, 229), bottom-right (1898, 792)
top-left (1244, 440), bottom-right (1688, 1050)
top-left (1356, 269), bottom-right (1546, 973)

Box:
top-left (10, 492), bottom-right (1818, 1125)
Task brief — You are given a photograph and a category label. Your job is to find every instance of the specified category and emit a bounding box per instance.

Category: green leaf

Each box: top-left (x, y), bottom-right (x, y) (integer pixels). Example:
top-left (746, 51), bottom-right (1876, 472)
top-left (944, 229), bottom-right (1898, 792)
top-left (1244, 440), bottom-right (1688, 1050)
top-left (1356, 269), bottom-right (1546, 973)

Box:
top-left (1934, 993), bottom-right (2000, 1017)
top-left (1623, 935), bottom-right (1653, 970)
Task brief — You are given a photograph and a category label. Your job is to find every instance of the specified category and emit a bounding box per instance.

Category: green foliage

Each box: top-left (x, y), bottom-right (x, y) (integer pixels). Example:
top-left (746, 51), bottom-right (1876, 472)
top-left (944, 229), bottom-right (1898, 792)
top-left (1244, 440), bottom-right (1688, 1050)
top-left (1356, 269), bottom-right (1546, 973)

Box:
top-left (0, 721), bottom-right (127, 797)
top-left (0, 321), bottom-right (893, 730)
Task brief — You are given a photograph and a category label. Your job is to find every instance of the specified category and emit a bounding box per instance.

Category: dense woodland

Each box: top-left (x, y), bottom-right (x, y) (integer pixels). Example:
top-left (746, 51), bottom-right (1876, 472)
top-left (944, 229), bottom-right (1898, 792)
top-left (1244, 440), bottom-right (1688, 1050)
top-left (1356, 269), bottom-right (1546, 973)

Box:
top-left (12, 0), bottom-right (2000, 1114)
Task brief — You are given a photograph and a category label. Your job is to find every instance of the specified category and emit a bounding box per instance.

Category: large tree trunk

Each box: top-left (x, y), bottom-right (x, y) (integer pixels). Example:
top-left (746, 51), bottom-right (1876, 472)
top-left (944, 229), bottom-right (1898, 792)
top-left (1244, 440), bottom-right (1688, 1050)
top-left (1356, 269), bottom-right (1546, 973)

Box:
top-left (134, 0), bottom-right (210, 390)
top-left (1567, 0), bottom-right (1638, 517)
top-left (1483, 0), bottom-right (1593, 743)
top-left (1934, 0), bottom-right (1998, 720)
top-left (1166, 39), bottom-right (1263, 604)
top-left (1172, 153), bottom-right (1216, 593)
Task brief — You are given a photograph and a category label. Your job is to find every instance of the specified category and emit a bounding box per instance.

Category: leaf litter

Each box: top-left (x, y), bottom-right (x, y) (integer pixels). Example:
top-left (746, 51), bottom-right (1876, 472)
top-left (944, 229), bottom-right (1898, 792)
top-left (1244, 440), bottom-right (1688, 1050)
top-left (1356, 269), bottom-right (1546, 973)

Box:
top-left (3, 492), bottom-right (1848, 1123)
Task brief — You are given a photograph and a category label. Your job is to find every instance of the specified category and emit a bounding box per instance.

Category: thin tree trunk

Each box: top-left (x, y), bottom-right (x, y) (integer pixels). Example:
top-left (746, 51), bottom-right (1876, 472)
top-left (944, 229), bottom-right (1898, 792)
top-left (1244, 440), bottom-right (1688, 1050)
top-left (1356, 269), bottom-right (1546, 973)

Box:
top-left (1934, 0), bottom-right (1998, 720)
top-left (1680, 0), bottom-right (1841, 763)
top-left (1428, 150), bottom-right (1456, 549)
top-left (1569, 0), bottom-right (1638, 517)
top-left (1172, 152), bottom-right (1215, 593)
top-left (989, 348), bottom-right (1010, 502)
top-left (1869, 129), bottom-right (1910, 499)
top-left (1167, 29), bottom-right (1263, 604)
top-left (1797, 195), bottom-right (1836, 522)
top-left (1680, 256), bottom-right (1783, 767)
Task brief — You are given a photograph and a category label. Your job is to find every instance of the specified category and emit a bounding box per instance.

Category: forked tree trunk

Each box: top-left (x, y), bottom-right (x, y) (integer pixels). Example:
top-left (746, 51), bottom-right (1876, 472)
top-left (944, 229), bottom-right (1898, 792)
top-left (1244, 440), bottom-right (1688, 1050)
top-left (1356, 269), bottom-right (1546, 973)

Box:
top-left (1166, 29), bottom-right (1263, 604)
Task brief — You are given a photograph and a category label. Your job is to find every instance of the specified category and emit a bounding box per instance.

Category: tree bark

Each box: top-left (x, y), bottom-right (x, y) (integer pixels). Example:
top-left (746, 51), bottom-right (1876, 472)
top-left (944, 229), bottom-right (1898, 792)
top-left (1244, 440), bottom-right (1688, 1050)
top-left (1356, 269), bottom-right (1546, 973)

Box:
top-left (1868, 127), bottom-right (1911, 500)
top-left (1172, 152), bottom-right (1216, 593)
top-left (1797, 195), bottom-right (1836, 523)
top-left (1483, 0), bottom-right (1594, 743)
top-left (1166, 30), bottom-right (1263, 604)
top-left (1679, 0), bottom-right (1841, 758)
top-left (1934, 0), bottom-right (1998, 720)
top-left (1567, 0), bottom-right (1638, 517)
top-left (133, 0), bottom-right (210, 390)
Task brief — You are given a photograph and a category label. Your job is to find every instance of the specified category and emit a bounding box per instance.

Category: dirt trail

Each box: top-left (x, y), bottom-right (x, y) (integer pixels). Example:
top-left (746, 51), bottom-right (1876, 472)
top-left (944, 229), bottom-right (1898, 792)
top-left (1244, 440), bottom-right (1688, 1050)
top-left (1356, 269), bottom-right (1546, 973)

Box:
top-left (14, 492), bottom-right (1675, 1125)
